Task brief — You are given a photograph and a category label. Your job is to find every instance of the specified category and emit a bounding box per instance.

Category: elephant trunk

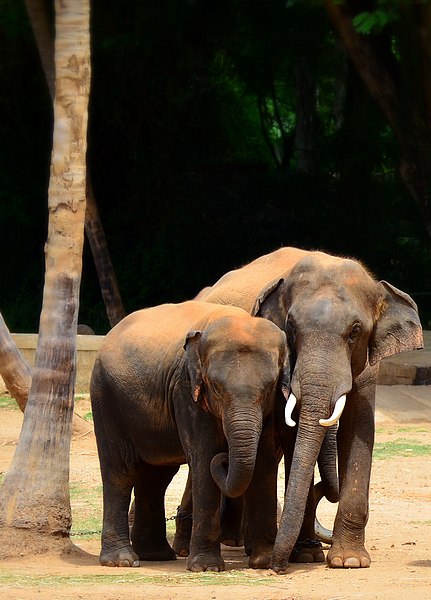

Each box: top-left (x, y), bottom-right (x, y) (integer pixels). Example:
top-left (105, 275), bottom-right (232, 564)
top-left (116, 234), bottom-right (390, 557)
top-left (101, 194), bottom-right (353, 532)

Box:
top-left (272, 410), bottom-right (326, 573)
top-left (210, 406), bottom-right (263, 499)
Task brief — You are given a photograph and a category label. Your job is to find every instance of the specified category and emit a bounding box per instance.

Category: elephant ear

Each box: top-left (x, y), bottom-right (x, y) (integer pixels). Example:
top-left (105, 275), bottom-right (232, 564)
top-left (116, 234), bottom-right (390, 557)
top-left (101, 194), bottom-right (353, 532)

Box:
top-left (251, 278), bottom-right (287, 330)
top-left (184, 330), bottom-right (203, 402)
top-left (368, 281), bottom-right (423, 366)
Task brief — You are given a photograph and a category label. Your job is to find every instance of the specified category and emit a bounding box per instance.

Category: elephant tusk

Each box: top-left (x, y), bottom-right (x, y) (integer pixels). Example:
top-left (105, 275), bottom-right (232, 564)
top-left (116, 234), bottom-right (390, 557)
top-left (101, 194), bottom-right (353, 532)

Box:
top-left (285, 393), bottom-right (297, 427)
top-left (319, 394), bottom-right (346, 427)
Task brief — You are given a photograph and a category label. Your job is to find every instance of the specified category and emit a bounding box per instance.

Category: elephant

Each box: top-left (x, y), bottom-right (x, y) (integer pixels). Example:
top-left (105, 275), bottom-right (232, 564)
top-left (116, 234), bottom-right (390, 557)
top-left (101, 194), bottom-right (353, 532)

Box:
top-left (184, 246), bottom-right (423, 573)
top-left (90, 300), bottom-right (290, 572)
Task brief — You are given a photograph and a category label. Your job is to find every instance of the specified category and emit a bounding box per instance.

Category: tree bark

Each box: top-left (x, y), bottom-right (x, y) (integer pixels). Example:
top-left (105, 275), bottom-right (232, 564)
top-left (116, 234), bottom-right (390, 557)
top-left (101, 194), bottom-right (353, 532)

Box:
top-left (25, 0), bottom-right (126, 328)
top-left (0, 313), bottom-right (32, 412)
top-left (326, 0), bottom-right (431, 241)
top-left (0, 307), bottom-right (93, 438)
top-left (0, 0), bottom-right (91, 557)
top-left (84, 182), bottom-right (126, 326)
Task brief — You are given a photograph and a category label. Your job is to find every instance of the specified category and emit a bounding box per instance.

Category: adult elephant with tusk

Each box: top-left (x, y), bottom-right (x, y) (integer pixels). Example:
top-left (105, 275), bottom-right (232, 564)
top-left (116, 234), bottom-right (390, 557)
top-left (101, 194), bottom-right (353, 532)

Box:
top-left (193, 246), bottom-right (423, 572)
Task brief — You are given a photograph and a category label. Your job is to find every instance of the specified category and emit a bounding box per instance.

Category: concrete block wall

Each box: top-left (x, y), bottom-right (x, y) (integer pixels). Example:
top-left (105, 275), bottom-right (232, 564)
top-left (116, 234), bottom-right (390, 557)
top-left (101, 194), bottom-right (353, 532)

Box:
top-left (0, 334), bottom-right (104, 395)
top-left (0, 331), bottom-right (429, 397)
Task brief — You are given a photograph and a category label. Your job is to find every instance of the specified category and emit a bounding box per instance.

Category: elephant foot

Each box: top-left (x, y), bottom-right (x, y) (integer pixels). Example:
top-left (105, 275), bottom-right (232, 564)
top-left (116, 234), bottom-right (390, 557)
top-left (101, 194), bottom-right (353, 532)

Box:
top-left (290, 538), bottom-right (325, 563)
top-left (172, 532), bottom-right (190, 557)
top-left (173, 544), bottom-right (189, 557)
top-left (221, 536), bottom-right (244, 547)
top-left (133, 541), bottom-right (177, 561)
top-left (173, 510), bottom-right (192, 557)
top-left (186, 552), bottom-right (225, 572)
top-left (327, 542), bottom-right (371, 568)
top-left (100, 545), bottom-right (140, 567)
top-left (248, 547), bottom-right (272, 569)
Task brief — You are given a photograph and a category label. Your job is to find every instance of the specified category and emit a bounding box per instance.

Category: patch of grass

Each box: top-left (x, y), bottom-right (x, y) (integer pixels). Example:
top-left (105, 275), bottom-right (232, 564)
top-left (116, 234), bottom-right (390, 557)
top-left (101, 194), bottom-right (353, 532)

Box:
top-left (373, 439), bottom-right (431, 460)
top-left (83, 411), bottom-right (93, 422)
top-left (0, 395), bottom-right (19, 410)
top-left (70, 483), bottom-right (103, 540)
top-left (376, 426), bottom-right (430, 435)
top-left (0, 570), bottom-right (273, 588)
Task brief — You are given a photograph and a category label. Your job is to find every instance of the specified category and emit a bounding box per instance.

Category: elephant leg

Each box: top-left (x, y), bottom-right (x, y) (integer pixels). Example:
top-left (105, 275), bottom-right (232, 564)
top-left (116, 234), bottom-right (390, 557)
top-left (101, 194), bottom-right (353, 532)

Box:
top-left (99, 468), bottom-right (139, 567)
top-left (187, 455), bottom-right (224, 572)
top-left (131, 463), bottom-right (179, 561)
top-left (244, 417), bottom-right (278, 569)
top-left (172, 469), bottom-right (193, 557)
top-left (327, 367), bottom-right (376, 568)
top-left (289, 476), bottom-right (325, 563)
top-left (220, 495), bottom-right (245, 547)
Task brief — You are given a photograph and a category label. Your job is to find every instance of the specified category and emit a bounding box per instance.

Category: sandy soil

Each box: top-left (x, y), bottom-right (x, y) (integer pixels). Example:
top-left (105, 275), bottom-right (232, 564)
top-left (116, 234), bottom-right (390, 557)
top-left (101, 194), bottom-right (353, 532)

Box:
top-left (1, 398), bottom-right (430, 600)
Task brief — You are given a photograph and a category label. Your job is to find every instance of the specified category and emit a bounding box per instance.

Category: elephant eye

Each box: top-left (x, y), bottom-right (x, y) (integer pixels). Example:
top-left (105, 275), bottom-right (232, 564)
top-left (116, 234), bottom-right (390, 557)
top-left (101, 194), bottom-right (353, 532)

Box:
top-left (348, 323), bottom-right (362, 343)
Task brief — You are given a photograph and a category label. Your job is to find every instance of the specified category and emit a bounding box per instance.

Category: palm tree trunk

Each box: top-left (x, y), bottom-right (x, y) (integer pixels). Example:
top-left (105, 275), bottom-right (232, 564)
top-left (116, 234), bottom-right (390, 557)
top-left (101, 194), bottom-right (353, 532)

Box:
top-left (0, 0), bottom-right (91, 557)
top-left (25, 0), bottom-right (126, 327)
top-left (0, 312), bottom-right (93, 438)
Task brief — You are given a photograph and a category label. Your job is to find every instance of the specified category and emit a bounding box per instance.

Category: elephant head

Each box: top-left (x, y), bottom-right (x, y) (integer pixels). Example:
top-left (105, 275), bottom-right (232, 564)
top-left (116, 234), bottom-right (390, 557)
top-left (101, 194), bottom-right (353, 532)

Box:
top-left (184, 314), bottom-right (290, 499)
top-left (251, 254), bottom-right (423, 571)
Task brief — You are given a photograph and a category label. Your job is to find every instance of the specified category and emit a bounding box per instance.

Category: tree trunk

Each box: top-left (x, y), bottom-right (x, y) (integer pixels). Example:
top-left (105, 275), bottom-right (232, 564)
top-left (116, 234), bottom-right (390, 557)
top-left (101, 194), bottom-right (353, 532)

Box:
top-left (325, 0), bottom-right (431, 241)
top-left (84, 181), bottom-right (126, 326)
top-left (0, 311), bottom-right (93, 438)
top-left (0, 313), bottom-right (32, 412)
top-left (25, 0), bottom-right (126, 328)
top-left (0, 0), bottom-right (91, 557)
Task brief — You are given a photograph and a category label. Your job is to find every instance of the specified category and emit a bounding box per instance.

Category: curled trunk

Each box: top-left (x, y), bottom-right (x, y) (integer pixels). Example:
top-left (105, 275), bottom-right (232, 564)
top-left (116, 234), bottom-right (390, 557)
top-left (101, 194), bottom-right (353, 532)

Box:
top-left (210, 409), bottom-right (263, 498)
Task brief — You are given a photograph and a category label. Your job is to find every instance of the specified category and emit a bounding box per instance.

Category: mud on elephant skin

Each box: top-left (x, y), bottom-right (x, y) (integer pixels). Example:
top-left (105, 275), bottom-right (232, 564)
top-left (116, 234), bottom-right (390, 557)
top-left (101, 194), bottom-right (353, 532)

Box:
top-left (90, 300), bottom-right (290, 572)
top-left (196, 247), bottom-right (423, 572)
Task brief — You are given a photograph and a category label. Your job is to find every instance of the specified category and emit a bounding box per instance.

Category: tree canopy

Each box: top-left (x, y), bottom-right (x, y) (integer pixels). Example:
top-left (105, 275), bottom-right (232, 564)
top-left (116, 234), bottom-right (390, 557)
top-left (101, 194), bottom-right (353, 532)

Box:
top-left (1, 0), bottom-right (430, 332)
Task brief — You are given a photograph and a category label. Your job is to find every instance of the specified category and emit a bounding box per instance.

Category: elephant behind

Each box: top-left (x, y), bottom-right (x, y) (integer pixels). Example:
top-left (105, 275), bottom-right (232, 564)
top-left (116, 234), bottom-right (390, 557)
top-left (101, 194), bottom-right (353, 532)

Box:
top-left (194, 246), bottom-right (423, 572)
top-left (90, 300), bottom-right (289, 572)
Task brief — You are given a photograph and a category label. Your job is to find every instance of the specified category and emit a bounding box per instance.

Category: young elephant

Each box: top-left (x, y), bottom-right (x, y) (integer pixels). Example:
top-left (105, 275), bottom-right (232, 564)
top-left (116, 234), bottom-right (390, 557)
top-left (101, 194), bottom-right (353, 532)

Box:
top-left (90, 300), bottom-right (289, 572)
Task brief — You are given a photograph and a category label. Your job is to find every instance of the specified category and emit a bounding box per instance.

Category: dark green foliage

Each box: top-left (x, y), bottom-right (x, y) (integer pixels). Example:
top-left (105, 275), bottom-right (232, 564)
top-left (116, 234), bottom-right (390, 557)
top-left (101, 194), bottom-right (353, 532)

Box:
top-left (0, 0), bottom-right (429, 333)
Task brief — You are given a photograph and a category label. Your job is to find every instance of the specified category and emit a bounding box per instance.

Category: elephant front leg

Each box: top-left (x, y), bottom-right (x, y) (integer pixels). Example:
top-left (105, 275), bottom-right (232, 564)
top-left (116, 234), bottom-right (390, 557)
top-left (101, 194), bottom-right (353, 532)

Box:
top-left (327, 369), bottom-right (376, 569)
top-left (187, 459), bottom-right (225, 572)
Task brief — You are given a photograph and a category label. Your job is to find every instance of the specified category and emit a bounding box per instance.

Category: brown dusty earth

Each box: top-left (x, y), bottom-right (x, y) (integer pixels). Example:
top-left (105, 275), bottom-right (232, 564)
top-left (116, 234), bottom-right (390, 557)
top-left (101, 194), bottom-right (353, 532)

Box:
top-left (1, 394), bottom-right (430, 600)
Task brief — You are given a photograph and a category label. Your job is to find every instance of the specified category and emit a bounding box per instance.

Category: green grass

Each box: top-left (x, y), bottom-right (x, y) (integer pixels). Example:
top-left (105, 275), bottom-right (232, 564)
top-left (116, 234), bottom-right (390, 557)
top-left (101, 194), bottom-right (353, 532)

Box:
top-left (70, 483), bottom-right (103, 540)
top-left (376, 426), bottom-right (430, 435)
top-left (69, 483), bottom-right (178, 540)
top-left (373, 439), bottom-right (431, 460)
top-left (0, 569), bottom-right (273, 588)
top-left (0, 395), bottom-right (19, 410)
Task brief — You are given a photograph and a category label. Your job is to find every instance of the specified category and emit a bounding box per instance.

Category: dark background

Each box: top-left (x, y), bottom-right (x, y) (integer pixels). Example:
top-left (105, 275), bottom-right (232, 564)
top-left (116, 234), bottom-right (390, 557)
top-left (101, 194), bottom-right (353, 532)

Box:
top-left (1, 0), bottom-right (430, 334)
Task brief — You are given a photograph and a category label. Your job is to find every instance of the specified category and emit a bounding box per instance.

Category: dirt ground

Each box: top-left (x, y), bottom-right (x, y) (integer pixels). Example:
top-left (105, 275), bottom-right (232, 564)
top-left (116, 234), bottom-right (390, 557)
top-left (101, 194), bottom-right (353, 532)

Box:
top-left (1, 396), bottom-right (430, 600)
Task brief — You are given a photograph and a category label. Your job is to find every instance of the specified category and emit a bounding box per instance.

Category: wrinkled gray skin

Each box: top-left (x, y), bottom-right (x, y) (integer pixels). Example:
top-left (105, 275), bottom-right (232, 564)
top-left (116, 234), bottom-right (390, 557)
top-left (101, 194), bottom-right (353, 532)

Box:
top-left (91, 300), bottom-right (289, 572)
top-left (191, 247), bottom-right (423, 573)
